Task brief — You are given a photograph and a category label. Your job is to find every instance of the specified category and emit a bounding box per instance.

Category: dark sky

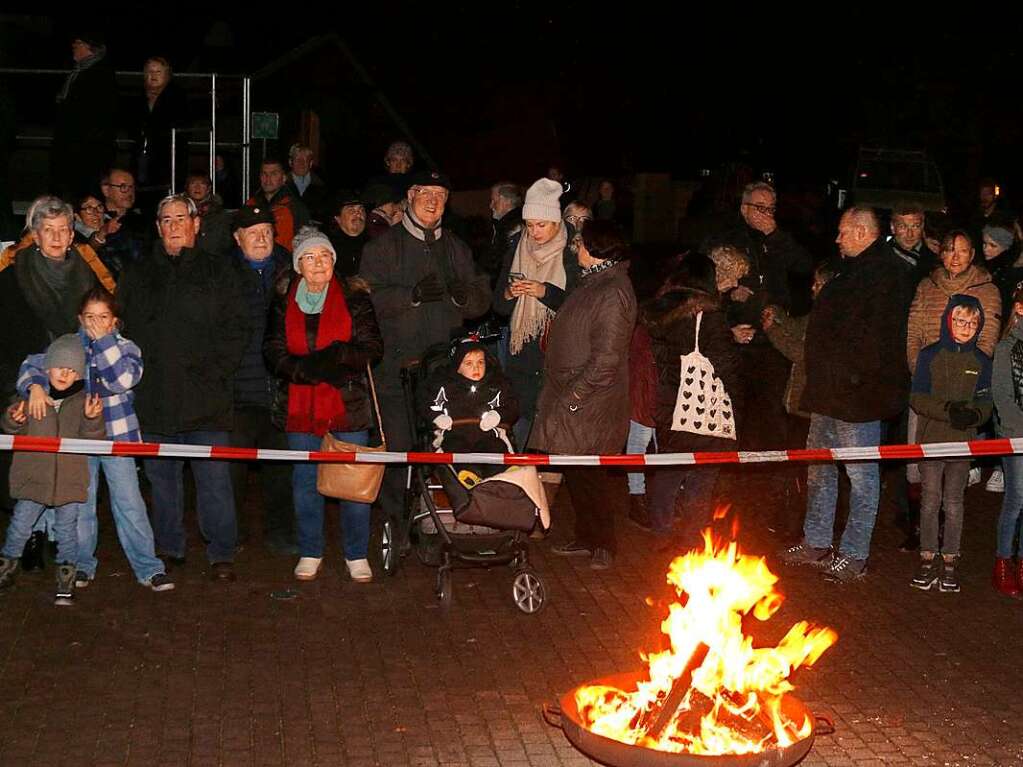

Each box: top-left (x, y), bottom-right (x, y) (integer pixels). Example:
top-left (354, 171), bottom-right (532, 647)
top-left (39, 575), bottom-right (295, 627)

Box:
top-left (3, 9), bottom-right (1023, 201)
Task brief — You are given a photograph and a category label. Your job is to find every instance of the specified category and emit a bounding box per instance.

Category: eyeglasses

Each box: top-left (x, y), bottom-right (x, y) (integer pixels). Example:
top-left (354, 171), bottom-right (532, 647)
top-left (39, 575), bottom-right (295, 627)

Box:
top-left (103, 182), bottom-right (135, 193)
top-left (744, 202), bottom-right (776, 216)
top-left (565, 215), bottom-right (592, 226)
top-left (412, 187), bottom-right (448, 202)
top-left (951, 318), bottom-right (979, 329)
top-left (79, 204), bottom-right (105, 214)
top-left (298, 253), bottom-right (333, 264)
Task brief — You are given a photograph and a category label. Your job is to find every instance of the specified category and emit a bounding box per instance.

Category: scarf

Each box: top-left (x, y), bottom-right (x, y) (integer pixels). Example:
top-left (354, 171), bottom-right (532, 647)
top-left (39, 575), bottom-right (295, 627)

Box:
top-left (15, 245), bottom-right (96, 340)
top-left (57, 47), bottom-right (105, 103)
top-left (1011, 337), bottom-right (1023, 410)
top-left (285, 278), bottom-right (353, 435)
top-left (402, 210), bottom-right (442, 243)
top-left (580, 256), bottom-right (617, 278)
top-left (508, 225), bottom-right (568, 355)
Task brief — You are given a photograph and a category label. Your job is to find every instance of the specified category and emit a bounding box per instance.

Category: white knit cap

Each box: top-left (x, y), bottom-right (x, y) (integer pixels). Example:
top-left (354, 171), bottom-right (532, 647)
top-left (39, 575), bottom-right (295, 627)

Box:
top-left (522, 178), bottom-right (563, 223)
top-left (291, 225), bottom-right (336, 273)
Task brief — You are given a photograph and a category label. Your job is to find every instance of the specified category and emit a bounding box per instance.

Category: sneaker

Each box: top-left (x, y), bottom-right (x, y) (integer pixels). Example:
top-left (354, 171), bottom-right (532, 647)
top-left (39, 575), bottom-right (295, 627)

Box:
top-left (967, 467), bottom-right (982, 487)
top-left (821, 554), bottom-right (867, 583)
top-left (345, 558), bottom-right (373, 583)
top-left (294, 557), bottom-right (323, 581)
top-left (551, 540), bottom-right (593, 557)
top-left (938, 557), bottom-right (961, 593)
top-left (147, 573), bottom-right (175, 592)
top-left (910, 555), bottom-right (940, 590)
top-left (590, 548), bottom-right (613, 571)
top-left (54, 564), bottom-right (76, 606)
top-left (779, 541), bottom-right (832, 567)
top-left (0, 556), bottom-right (18, 589)
top-left (74, 570), bottom-right (92, 589)
top-left (985, 469), bottom-right (1005, 493)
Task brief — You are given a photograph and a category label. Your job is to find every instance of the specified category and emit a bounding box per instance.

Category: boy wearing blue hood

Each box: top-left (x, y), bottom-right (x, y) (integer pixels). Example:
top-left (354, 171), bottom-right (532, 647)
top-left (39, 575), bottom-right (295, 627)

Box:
top-left (909, 294), bottom-right (992, 592)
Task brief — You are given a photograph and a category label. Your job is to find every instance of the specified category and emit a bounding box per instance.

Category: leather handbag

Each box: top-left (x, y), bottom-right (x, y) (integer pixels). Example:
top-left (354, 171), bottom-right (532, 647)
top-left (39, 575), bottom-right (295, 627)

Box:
top-left (316, 365), bottom-right (387, 503)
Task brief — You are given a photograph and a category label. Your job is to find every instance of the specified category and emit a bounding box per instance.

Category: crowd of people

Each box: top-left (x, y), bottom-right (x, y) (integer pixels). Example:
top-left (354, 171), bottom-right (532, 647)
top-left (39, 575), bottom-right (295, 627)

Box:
top-left (3, 33), bottom-right (1023, 607)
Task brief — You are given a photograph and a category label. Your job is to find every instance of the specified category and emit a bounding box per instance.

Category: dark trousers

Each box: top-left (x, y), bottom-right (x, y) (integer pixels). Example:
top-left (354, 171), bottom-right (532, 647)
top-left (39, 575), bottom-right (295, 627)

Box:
top-left (229, 406), bottom-right (294, 543)
top-left (563, 467), bottom-right (618, 555)
top-left (738, 345), bottom-right (791, 453)
top-left (377, 384), bottom-right (415, 520)
top-left (143, 430), bottom-right (237, 563)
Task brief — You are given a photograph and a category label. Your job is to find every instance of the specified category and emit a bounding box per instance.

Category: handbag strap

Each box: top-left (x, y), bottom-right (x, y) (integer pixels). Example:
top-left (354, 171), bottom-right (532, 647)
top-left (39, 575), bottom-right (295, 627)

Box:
top-left (693, 311), bottom-right (703, 354)
top-left (366, 363), bottom-right (386, 444)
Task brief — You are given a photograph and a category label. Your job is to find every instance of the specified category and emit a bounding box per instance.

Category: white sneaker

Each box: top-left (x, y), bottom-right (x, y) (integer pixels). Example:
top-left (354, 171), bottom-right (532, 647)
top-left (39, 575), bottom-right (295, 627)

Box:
top-left (967, 467), bottom-right (982, 487)
top-left (985, 468), bottom-right (1005, 493)
top-left (345, 558), bottom-right (373, 583)
top-left (294, 557), bottom-right (322, 581)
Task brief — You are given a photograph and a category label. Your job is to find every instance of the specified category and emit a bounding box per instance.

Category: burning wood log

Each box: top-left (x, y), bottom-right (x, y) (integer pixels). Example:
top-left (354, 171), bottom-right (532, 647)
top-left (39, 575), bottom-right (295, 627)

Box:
top-left (636, 643), bottom-right (709, 742)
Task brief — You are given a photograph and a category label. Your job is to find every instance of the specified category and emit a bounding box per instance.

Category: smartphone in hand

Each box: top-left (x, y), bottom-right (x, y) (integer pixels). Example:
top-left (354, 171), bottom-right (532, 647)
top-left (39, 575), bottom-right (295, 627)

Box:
top-left (508, 272), bottom-right (526, 283)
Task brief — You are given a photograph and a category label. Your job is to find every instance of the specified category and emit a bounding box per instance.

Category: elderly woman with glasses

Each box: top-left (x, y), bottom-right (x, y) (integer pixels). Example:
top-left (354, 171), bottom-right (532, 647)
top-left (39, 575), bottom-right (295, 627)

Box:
top-left (265, 226), bottom-right (384, 584)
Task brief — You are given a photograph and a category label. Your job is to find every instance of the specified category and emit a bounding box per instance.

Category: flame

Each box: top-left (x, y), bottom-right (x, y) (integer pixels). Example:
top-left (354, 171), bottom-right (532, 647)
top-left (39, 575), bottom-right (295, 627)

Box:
top-left (575, 530), bottom-right (837, 755)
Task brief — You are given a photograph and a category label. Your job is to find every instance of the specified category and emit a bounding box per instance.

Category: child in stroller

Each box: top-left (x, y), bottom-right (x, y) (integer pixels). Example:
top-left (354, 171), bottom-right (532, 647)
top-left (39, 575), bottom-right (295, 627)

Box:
top-left (418, 336), bottom-right (520, 487)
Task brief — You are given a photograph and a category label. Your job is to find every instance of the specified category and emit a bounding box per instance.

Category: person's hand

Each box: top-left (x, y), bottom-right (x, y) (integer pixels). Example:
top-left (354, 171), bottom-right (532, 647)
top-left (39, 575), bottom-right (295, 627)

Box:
top-left (81, 312), bottom-right (116, 341)
top-left (433, 413), bottom-right (453, 431)
top-left (479, 410), bottom-right (501, 431)
top-left (747, 205), bottom-right (777, 236)
top-left (510, 278), bottom-right (546, 299)
top-left (947, 401), bottom-right (982, 430)
top-left (761, 305), bottom-right (779, 330)
top-left (411, 273), bottom-right (445, 305)
top-left (731, 324), bottom-right (756, 344)
top-left (8, 401), bottom-right (26, 425)
top-left (84, 394), bottom-right (103, 420)
top-left (449, 280), bottom-right (469, 306)
top-left (105, 216), bottom-right (122, 236)
top-left (27, 384), bottom-right (54, 420)
top-left (730, 285), bottom-right (754, 303)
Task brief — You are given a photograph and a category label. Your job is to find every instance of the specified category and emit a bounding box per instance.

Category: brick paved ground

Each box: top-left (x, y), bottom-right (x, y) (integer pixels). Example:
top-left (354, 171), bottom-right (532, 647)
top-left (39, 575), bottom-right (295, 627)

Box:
top-left (1, 466), bottom-right (1022, 766)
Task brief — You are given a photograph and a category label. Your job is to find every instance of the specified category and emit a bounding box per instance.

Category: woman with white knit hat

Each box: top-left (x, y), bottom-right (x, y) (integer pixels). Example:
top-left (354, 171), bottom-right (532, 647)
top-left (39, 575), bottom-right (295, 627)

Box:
top-left (492, 178), bottom-right (579, 448)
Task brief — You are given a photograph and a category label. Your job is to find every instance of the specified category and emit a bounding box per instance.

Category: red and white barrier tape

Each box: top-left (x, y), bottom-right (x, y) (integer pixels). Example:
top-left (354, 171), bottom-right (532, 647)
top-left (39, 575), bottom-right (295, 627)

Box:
top-left (1, 434), bottom-right (1022, 466)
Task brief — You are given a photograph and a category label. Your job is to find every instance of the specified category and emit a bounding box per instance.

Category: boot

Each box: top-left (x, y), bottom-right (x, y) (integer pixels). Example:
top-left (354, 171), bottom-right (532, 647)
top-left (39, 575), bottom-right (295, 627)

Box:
top-left (20, 531), bottom-right (46, 572)
top-left (628, 494), bottom-right (652, 531)
top-left (991, 558), bottom-right (1020, 598)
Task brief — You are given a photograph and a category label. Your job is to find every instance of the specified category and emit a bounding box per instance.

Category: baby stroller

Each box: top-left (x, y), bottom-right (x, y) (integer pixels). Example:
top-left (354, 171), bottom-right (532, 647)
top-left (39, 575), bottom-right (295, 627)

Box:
top-left (379, 342), bottom-right (549, 614)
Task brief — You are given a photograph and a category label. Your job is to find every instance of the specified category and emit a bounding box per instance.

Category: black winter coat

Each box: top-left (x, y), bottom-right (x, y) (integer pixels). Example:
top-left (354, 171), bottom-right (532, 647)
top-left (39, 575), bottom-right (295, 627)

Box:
top-left (800, 238), bottom-right (911, 422)
top-left (117, 243), bottom-right (251, 434)
top-left (263, 276), bottom-right (384, 433)
top-left (133, 82), bottom-right (189, 190)
top-left (642, 288), bottom-right (741, 452)
top-left (52, 55), bottom-right (117, 199)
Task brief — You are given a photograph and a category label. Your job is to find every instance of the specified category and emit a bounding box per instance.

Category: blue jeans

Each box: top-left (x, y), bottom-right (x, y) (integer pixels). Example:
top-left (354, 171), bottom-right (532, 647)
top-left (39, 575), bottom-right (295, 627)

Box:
top-left (997, 455), bottom-right (1023, 558)
top-left (803, 414), bottom-right (881, 561)
top-left (648, 465), bottom-right (720, 537)
top-left (3, 500), bottom-right (78, 565)
top-left (626, 421), bottom-right (656, 495)
top-left (77, 455), bottom-right (165, 582)
top-left (288, 431), bottom-right (371, 560)
top-left (143, 431), bottom-right (237, 563)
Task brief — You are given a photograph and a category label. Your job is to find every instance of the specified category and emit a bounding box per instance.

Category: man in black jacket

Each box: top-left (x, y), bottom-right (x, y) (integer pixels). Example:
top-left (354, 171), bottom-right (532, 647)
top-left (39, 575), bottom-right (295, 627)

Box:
top-left (117, 194), bottom-right (251, 581)
top-left (226, 205), bottom-right (296, 554)
top-left (782, 207), bottom-right (912, 582)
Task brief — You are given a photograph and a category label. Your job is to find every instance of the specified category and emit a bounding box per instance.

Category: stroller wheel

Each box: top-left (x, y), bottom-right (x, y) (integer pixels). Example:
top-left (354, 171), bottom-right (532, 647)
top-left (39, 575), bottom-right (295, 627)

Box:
top-left (512, 568), bottom-right (546, 614)
top-left (436, 568), bottom-right (453, 607)
top-left (381, 518), bottom-right (399, 576)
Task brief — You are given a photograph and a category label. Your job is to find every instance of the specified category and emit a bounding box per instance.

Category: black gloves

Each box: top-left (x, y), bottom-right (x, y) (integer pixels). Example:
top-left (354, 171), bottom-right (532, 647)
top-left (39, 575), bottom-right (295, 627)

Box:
top-left (947, 401), bottom-right (982, 430)
top-left (449, 279), bottom-right (469, 307)
top-left (412, 273), bottom-right (445, 305)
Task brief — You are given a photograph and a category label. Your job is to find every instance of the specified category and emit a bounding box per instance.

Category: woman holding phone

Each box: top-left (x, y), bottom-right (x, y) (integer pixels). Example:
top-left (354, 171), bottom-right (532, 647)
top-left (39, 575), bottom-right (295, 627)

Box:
top-left (493, 177), bottom-right (579, 447)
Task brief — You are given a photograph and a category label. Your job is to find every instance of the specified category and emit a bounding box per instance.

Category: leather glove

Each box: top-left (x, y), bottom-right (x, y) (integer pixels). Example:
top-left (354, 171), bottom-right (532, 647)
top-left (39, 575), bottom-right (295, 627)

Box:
top-left (479, 410), bottom-right (501, 431)
top-left (433, 413), bottom-right (453, 431)
top-left (449, 279), bottom-right (469, 307)
top-left (412, 273), bottom-right (445, 305)
top-left (947, 401), bottom-right (981, 430)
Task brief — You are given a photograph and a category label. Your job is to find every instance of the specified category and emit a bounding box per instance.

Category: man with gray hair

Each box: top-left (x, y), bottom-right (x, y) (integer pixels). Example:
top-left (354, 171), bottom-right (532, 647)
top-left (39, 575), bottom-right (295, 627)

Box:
top-left (781, 206), bottom-right (912, 582)
top-left (367, 140), bottom-right (415, 203)
top-left (117, 194), bottom-right (250, 581)
top-left (482, 181), bottom-right (523, 279)
top-left (285, 143), bottom-right (330, 224)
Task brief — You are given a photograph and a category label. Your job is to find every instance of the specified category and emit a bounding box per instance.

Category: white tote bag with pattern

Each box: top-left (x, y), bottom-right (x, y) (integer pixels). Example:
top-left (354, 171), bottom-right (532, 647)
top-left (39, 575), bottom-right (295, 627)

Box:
top-left (670, 311), bottom-right (736, 440)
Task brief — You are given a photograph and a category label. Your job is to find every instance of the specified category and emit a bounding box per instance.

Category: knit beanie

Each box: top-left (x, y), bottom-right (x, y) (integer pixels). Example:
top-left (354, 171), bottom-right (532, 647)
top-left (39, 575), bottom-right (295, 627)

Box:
top-left (291, 225), bottom-right (336, 273)
top-left (45, 334), bottom-right (86, 377)
top-left (522, 178), bottom-right (564, 223)
top-left (983, 224), bottom-right (1015, 250)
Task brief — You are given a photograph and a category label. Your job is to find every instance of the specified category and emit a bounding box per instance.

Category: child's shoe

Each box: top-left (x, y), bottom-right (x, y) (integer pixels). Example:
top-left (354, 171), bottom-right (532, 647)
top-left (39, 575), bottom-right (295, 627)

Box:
top-left (0, 556), bottom-right (19, 589)
top-left (54, 564), bottom-right (76, 606)
top-left (910, 555), bottom-right (940, 590)
top-left (938, 557), bottom-right (961, 593)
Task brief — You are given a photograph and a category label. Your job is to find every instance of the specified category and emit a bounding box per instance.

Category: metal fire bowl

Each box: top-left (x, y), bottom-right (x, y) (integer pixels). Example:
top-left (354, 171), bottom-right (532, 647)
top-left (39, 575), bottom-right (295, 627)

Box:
top-left (544, 671), bottom-right (832, 767)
